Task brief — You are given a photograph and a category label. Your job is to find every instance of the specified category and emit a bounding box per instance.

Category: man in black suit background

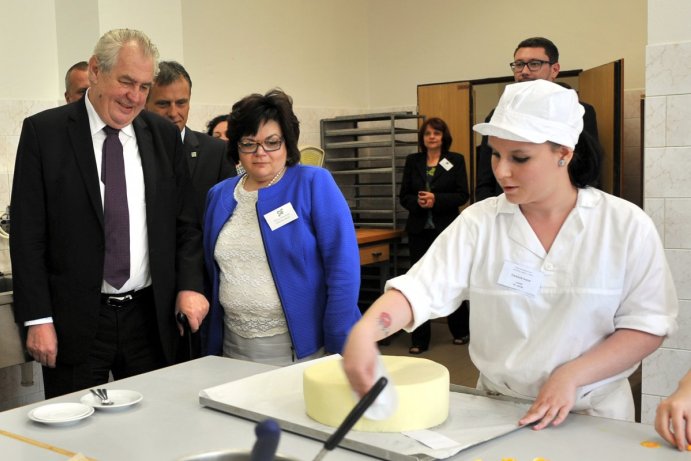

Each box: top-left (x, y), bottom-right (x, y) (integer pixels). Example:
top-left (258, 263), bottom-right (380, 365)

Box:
top-left (10, 29), bottom-right (209, 398)
top-left (146, 61), bottom-right (236, 222)
top-left (475, 37), bottom-right (600, 201)
top-left (64, 61), bottom-right (89, 103)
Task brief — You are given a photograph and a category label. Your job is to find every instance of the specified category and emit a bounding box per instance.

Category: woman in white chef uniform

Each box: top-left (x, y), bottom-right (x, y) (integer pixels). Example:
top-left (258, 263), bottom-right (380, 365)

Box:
top-left (342, 79), bottom-right (678, 429)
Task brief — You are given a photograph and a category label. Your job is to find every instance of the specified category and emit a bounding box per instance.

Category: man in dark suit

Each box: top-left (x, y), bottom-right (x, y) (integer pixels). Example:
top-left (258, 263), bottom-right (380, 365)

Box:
top-left (64, 61), bottom-right (89, 103)
top-left (475, 37), bottom-right (600, 201)
top-left (10, 29), bottom-right (209, 398)
top-left (145, 61), bottom-right (236, 222)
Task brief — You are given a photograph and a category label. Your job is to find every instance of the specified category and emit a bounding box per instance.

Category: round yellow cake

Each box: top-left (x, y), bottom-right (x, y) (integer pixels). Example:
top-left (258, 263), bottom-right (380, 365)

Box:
top-left (303, 355), bottom-right (449, 432)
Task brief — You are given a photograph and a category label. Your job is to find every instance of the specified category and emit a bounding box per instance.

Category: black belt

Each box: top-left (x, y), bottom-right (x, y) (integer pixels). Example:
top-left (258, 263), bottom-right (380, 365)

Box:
top-left (101, 286), bottom-right (152, 307)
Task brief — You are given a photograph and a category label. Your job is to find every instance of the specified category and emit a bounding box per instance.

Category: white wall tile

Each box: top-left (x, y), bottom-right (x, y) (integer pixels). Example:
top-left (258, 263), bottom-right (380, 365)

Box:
top-left (665, 199), bottom-right (691, 248)
top-left (644, 96), bottom-right (666, 148)
top-left (664, 300), bottom-right (691, 350)
top-left (667, 94), bottom-right (691, 147)
top-left (640, 394), bottom-right (662, 425)
top-left (642, 348), bottom-right (691, 395)
top-left (644, 147), bottom-right (691, 198)
top-left (644, 198), bottom-right (665, 240)
top-left (666, 249), bottom-right (691, 299)
top-left (646, 42), bottom-right (691, 97)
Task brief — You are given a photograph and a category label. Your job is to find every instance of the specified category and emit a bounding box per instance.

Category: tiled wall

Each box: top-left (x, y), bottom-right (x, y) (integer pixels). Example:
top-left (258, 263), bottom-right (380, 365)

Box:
top-left (640, 39), bottom-right (691, 423)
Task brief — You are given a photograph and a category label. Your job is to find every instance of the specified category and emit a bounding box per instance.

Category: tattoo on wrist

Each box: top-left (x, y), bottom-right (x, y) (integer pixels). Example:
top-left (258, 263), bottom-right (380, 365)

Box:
top-left (378, 312), bottom-right (392, 337)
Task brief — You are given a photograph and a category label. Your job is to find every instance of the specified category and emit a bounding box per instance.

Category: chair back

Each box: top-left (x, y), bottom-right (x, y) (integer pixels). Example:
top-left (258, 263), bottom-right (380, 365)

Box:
top-left (299, 146), bottom-right (325, 167)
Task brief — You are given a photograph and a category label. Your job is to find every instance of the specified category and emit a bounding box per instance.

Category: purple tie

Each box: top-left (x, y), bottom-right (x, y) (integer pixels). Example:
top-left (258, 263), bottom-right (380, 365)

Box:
top-left (101, 126), bottom-right (130, 289)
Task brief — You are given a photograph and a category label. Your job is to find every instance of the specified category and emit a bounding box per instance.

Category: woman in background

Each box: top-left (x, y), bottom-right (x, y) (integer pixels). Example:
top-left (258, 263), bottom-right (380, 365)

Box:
top-left (207, 114), bottom-right (229, 140)
top-left (207, 113), bottom-right (244, 175)
top-left (201, 89), bottom-right (361, 366)
top-left (399, 117), bottom-right (469, 354)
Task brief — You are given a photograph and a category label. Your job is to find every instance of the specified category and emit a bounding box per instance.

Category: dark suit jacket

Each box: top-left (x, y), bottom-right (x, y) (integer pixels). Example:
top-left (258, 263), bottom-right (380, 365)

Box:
top-left (10, 98), bottom-right (205, 365)
top-left (399, 151), bottom-right (469, 234)
top-left (475, 102), bottom-right (599, 201)
top-left (183, 128), bottom-right (235, 223)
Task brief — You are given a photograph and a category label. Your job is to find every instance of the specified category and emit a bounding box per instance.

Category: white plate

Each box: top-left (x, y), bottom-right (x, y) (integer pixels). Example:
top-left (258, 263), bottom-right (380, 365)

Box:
top-left (80, 389), bottom-right (143, 411)
top-left (28, 403), bottom-right (94, 425)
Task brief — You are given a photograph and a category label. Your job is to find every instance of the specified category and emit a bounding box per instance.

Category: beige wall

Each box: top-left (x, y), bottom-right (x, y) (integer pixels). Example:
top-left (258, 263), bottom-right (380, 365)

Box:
top-left (180, 0), bottom-right (371, 108)
top-left (366, 0), bottom-right (647, 107)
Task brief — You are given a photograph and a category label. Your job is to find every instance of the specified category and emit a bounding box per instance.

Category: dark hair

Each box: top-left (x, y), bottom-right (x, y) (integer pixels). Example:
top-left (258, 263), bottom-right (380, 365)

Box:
top-left (515, 37), bottom-right (559, 64)
top-left (227, 89), bottom-right (300, 166)
top-left (550, 131), bottom-right (602, 188)
top-left (418, 117), bottom-right (453, 154)
top-left (154, 60), bottom-right (192, 88)
top-left (206, 114), bottom-right (229, 137)
top-left (64, 61), bottom-right (88, 90)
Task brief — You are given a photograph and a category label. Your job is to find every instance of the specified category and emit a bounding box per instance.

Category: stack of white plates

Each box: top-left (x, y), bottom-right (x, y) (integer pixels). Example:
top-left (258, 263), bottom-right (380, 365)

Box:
top-left (28, 403), bottom-right (94, 426)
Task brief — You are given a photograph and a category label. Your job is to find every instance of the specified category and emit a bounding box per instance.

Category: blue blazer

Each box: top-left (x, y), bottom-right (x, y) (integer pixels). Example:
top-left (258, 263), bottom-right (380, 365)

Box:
top-left (202, 165), bottom-right (361, 358)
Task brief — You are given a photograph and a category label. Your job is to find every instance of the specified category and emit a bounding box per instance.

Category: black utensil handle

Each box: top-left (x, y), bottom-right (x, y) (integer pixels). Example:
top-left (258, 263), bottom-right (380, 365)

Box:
top-left (323, 376), bottom-right (388, 451)
top-left (176, 311), bottom-right (189, 327)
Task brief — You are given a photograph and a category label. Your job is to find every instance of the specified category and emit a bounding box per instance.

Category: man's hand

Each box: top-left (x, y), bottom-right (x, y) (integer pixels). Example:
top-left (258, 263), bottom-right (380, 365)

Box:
top-left (26, 323), bottom-right (58, 368)
top-left (175, 290), bottom-right (209, 335)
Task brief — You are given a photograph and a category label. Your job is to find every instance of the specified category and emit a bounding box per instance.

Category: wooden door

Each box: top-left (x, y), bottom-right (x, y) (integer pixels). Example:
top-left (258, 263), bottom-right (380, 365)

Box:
top-left (578, 60), bottom-right (623, 196)
top-left (417, 82), bottom-right (474, 193)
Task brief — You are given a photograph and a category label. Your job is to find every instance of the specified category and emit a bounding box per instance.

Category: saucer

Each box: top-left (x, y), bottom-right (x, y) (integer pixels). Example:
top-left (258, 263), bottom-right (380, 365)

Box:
top-left (28, 403), bottom-right (94, 426)
top-left (80, 389), bottom-right (143, 411)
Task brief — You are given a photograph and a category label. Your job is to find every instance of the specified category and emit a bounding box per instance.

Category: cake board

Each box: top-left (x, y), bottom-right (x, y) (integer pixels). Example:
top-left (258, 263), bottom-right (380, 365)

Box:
top-left (199, 356), bottom-right (531, 460)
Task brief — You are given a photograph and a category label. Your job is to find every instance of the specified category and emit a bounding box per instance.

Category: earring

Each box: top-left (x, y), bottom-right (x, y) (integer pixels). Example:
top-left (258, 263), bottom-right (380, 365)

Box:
top-left (558, 159), bottom-right (566, 167)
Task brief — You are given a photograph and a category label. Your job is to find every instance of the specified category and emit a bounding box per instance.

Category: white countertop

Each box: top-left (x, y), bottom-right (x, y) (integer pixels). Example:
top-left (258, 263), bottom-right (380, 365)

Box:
top-left (0, 356), bottom-right (685, 460)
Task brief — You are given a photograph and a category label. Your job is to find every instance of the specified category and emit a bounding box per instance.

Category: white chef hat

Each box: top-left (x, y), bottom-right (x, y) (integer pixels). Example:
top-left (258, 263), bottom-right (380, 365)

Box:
top-left (473, 79), bottom-right (584, 149)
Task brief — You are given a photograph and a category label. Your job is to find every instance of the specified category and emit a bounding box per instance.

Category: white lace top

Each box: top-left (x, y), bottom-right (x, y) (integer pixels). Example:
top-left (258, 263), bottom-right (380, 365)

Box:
top-left (213, 180), bottom-right (288, 339)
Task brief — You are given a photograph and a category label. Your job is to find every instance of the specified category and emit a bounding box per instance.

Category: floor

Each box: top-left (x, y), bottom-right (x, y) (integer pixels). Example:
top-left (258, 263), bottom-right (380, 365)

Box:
top-left (378, 319), bottom-right (643, 422)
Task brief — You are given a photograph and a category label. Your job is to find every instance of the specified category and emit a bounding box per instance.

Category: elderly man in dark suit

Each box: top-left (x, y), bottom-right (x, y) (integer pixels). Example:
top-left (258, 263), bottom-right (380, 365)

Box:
top-left (10, 29), bottom-right (209, 398)
top-left (146, 61), bottom-right (236, 222)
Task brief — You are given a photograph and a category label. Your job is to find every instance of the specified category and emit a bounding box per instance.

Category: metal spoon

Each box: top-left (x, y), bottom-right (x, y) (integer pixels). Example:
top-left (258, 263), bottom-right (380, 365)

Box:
top-left (91, 388), bottom-right (113, 406)
top-left (313, 376), bottom-right (388, 461)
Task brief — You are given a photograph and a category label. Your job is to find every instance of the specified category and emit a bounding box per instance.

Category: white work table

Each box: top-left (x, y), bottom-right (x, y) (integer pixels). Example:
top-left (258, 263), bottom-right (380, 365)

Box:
top-left (0, 356), bottom-right (686, 460)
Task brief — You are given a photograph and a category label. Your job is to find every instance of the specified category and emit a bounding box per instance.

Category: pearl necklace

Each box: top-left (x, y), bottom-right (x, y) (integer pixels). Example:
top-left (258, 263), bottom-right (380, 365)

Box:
top-left (241, 166), bottom-right (286, 190)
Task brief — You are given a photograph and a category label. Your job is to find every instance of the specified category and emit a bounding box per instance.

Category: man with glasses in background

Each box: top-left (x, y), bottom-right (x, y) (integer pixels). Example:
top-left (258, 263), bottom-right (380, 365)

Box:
top-left (475, 36), bottom-right (600, 201)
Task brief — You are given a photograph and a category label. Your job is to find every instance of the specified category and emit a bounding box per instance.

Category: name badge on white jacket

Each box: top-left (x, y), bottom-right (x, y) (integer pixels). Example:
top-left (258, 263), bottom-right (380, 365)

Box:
top-left (497, 261), bottom-right (544, 296)
top-left (264, 202), bottom-right (298, 231)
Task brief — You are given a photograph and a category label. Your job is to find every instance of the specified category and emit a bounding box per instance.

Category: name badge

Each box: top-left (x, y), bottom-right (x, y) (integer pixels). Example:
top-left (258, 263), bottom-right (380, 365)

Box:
top-left (497, 261), bottom-right (544, 296)
top-left (264, 202), bottom-right (298, 231)
top-left (439, 158), bottom-right (453, 171)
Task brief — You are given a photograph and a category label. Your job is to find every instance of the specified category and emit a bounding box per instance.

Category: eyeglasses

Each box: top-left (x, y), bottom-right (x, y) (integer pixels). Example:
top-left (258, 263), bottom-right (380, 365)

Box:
top-left (509, 59), bottom-right (553, 72)
top-left (237, 136), bottom-right (284, 154)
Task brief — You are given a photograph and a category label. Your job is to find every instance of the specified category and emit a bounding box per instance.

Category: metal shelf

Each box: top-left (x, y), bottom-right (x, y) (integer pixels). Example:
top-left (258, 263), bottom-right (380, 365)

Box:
top-left (324, 139), bottom-right (417, 150)
top-left (321, 111), bottom-right (424, 230)
top-left (330, 167), bottom-right (392, 175)
top-left (324, 127), bottom-right (419, 137)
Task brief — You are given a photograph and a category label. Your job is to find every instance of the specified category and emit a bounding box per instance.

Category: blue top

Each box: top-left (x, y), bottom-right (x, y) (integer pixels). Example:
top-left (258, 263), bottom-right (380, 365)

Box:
top-left (201, 165), bottom-right (362, 358)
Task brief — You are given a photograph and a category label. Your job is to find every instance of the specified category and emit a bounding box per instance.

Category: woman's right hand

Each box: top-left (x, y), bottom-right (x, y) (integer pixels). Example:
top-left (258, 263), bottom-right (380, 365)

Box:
top-left (342, 322), bottom-right (380, 397)
top-left (342, 289), bottom-right (414, 397)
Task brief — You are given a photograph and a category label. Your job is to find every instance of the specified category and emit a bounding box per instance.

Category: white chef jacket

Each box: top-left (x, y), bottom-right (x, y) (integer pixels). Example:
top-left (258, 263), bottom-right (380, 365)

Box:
top-left (388, 187), bottom-right (678, 419)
